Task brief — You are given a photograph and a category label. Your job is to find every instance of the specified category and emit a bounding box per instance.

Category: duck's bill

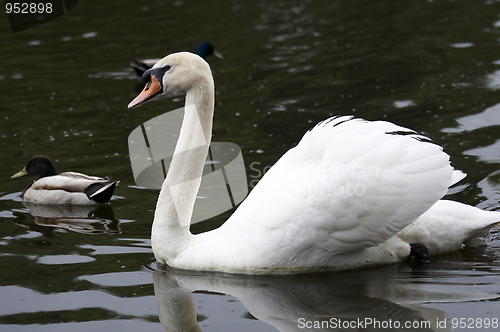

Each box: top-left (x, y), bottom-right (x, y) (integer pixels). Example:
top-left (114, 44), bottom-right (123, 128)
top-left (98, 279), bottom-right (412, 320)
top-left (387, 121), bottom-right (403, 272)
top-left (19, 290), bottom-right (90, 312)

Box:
top-left (11, 167), bottom-right (28, 178)
top-left (128, 75), bottom-right (163, 109)
top-left (213, 50), bottom-right (224, 59)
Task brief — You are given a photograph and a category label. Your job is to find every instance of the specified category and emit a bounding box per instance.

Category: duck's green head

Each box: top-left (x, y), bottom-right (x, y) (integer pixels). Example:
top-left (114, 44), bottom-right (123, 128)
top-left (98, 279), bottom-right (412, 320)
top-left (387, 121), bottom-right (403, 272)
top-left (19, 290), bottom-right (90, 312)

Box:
top-left (195, 42), bottom-right (223, 60)
top-left (12, 155), bottom-right (58, 179)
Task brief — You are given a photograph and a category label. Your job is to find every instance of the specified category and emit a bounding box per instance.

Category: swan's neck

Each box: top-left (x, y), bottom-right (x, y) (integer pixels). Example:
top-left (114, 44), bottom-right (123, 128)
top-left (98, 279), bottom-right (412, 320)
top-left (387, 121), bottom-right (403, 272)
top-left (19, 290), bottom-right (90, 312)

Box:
top-left (152, 77), bottom-right (215, 263)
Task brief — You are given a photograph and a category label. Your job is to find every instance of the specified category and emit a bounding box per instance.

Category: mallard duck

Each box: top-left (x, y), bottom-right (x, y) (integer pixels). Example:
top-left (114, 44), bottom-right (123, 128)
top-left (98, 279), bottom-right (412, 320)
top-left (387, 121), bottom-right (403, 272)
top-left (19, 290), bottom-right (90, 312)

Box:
top-left (11, 155), bottom-right (119, 205)
top-left (128, 52), bottom-right (500, 275)
top-left (130, 42), bottom-right (223, 78)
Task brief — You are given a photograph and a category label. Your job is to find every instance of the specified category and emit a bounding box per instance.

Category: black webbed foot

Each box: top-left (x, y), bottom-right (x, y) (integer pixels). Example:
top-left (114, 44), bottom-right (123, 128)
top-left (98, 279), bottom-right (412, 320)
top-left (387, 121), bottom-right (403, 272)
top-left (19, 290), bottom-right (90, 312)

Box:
top-left (408, 242), bottom-right (431, 267)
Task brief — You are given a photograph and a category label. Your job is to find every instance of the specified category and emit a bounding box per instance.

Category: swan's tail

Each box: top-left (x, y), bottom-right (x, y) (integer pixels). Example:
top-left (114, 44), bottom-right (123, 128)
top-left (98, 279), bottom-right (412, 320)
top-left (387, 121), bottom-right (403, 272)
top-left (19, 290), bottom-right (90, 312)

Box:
top-left (464, 221), bottom-right (500, 247)
top-left (450, 170), bottom-right (466, 186)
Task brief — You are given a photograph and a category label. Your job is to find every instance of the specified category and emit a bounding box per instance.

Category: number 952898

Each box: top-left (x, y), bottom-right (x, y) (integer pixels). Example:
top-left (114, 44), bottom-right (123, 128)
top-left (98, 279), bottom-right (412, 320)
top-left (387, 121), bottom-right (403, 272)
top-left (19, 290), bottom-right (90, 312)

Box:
top-left (6, 2), bottom-right (53, 14)
top-left (451, 318), bottom-right (499, 329)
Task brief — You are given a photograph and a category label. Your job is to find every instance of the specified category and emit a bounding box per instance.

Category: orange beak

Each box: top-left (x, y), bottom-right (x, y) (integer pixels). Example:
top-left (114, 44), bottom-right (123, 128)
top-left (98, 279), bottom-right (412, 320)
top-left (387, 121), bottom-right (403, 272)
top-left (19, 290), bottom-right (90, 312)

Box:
top-left (128, 75), bottom-right (163, 109)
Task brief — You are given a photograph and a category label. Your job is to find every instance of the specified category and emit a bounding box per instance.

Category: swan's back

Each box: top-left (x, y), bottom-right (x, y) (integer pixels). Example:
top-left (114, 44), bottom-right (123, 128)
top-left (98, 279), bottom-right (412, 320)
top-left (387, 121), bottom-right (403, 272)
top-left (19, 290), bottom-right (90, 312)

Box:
top-left (218, 116), bottom-right (453, 261)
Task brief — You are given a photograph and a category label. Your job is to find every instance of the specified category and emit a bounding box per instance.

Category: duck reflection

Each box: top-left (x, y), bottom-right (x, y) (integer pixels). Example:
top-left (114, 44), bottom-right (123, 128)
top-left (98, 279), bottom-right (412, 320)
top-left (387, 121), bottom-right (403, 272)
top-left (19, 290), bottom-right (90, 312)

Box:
top-left (18, 202), bottom-right (120, 235)
top-left (153, 266), bottom-right (497, 332)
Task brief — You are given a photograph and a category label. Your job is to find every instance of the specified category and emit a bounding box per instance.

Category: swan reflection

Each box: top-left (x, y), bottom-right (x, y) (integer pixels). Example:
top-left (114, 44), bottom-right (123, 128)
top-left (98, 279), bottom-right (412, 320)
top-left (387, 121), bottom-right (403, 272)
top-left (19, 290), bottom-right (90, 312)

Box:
top-left (18, 202), bottom-right (120, 235)
top-left (152, 265), bottom-right (497, 332)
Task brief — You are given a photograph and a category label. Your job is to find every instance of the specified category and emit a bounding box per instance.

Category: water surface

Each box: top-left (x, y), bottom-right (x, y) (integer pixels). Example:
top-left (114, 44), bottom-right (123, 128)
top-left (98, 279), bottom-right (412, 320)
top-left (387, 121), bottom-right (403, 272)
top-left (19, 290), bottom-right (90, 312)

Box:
top-left (1, 0), bottom-right (499, 331)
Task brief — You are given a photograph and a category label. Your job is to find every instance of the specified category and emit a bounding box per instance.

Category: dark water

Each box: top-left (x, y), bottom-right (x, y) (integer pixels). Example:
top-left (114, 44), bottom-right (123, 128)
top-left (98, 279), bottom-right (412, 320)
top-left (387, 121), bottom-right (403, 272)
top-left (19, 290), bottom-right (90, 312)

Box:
top-left (1, 0), bottom-right (499, 331)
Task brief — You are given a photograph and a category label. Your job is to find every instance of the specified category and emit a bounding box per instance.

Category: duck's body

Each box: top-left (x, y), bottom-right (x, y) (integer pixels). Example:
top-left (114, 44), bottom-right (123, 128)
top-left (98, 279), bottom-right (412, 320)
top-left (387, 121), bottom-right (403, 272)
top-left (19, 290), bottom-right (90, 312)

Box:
top-left (131, 42), bottom-right (222, 78)
top-left (12, 155), bottom-right (118, 205)
top-left (129, 52), bottom-right (499, 275)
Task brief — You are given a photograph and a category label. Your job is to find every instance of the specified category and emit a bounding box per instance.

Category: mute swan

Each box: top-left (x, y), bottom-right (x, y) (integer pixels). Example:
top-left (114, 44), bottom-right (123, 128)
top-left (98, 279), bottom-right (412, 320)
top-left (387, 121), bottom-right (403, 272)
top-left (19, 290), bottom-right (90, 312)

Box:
top-left (131, 42), bottom-right (223, 78)
top-left (11, 155), bottom-right (119, 205)
top-left (128, 52), bottom-right (500, 274)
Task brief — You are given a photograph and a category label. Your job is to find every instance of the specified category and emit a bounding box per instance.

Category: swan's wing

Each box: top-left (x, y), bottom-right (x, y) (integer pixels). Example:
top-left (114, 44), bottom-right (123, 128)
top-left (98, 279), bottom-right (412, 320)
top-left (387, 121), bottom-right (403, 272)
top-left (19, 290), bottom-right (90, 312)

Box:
top-left (225, 116), bottom-right (453, 254)
top-left (31, 172), bottom-right (108, 193)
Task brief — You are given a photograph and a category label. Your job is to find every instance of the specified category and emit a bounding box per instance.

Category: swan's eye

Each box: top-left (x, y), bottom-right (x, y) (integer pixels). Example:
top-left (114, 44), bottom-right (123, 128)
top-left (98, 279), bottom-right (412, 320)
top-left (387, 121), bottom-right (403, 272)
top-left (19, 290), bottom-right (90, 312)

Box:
top-left (164, 65), bottom-right (172, 72)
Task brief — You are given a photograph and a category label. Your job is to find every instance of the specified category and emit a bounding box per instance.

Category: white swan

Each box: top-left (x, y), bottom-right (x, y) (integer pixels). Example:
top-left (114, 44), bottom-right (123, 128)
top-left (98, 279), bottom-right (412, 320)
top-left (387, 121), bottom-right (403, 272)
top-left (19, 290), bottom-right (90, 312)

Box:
top-left (128, 52), bottom-right (500, 274)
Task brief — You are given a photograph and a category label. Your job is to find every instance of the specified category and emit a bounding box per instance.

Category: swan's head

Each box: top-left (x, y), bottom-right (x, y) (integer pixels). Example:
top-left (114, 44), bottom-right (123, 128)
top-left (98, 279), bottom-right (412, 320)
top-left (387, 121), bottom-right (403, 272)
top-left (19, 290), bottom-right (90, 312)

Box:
top-left (128, 52), bottom-right (212, 109)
